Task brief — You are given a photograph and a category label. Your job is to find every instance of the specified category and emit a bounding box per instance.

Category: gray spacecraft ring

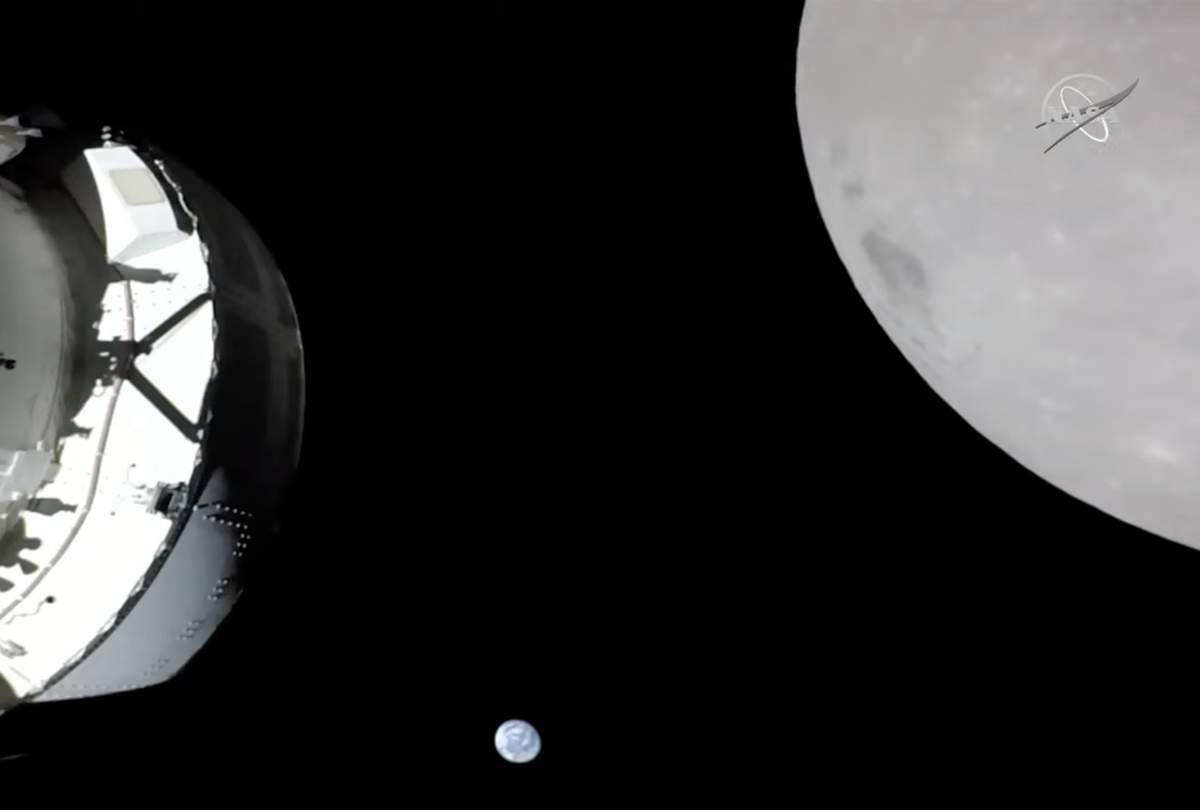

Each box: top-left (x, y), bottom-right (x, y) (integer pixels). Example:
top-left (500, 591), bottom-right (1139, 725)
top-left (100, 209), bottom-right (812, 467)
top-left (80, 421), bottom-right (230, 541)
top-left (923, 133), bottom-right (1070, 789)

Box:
top-left (0, 118), bottom-right (304, 712)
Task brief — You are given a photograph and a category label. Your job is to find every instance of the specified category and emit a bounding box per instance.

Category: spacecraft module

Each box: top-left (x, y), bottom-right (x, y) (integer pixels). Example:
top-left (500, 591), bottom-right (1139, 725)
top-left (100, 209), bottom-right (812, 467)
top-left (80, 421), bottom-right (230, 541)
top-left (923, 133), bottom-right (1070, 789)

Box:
top-left (0, 112), bottom-right (304, 713)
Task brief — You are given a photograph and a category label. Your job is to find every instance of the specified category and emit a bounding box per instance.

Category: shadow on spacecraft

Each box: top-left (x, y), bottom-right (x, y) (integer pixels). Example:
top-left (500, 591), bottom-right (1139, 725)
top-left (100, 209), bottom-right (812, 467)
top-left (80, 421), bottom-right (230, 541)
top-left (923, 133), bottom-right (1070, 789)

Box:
top-left (0, 108), bottom-right (305, 723)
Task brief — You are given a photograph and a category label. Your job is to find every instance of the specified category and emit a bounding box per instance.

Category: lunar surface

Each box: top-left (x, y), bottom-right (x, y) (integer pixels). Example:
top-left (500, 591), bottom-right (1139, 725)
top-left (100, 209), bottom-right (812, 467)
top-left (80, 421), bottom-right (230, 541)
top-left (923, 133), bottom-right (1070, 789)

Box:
top-left (797, 1), bottom-right (1200, 550)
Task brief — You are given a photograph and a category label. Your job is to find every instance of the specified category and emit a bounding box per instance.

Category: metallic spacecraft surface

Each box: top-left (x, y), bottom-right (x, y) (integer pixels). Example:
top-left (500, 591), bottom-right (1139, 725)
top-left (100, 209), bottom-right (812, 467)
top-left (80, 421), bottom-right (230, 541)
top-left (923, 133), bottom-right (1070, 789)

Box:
top-left (0, 112), bottom-right (304, 715)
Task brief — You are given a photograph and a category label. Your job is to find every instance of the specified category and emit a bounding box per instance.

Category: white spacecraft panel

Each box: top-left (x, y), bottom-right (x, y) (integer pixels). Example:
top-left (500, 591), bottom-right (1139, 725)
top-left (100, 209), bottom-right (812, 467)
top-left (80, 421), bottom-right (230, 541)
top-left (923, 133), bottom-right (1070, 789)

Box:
top-left (61, 146), bottom-right (189, 265)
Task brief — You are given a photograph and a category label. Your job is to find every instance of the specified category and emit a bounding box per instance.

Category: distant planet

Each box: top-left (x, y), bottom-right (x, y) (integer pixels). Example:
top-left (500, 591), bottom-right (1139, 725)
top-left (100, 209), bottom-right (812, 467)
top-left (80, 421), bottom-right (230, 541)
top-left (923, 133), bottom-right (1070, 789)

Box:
top-left (797, 1), bottom-right (1200, 550)
top-left (494, 719), bottom-right (541, 764)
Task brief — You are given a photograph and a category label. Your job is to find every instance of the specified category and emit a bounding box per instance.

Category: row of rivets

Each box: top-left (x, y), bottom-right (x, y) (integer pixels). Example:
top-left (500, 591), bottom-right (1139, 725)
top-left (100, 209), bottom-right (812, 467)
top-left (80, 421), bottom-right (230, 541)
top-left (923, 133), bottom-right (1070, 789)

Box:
top-left (177, 617), bottom-right (204, 641)
top-left (207, 577), bottom-right (232, 601)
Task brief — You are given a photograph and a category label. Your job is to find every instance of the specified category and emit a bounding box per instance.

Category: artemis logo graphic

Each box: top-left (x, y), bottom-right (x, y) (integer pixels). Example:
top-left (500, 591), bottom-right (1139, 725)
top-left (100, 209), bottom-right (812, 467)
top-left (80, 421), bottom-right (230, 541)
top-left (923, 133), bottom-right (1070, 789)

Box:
top-left (1036, 74), bottom-right (1138, 154)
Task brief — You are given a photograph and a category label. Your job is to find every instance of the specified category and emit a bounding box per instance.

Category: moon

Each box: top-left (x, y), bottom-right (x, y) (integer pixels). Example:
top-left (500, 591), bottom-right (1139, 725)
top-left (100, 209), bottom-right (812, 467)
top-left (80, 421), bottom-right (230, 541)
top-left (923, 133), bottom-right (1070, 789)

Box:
top-left (797, 1), bottom-right (1200, 550)
top-left (494, 719), bottom-right (542, 764)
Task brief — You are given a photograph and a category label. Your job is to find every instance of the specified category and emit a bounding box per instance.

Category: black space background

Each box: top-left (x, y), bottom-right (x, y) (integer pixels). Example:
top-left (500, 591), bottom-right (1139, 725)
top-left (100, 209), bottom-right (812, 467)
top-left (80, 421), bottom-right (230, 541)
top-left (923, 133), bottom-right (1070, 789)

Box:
top-left (0, 0), bottom-right (1197, 790)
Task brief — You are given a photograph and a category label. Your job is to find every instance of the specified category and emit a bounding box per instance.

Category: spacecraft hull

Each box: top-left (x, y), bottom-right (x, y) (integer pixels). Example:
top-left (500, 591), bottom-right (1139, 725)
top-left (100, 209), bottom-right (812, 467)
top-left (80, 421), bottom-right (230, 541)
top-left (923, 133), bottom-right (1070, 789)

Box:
top-left (0, 126), bottom-right (303, 707)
